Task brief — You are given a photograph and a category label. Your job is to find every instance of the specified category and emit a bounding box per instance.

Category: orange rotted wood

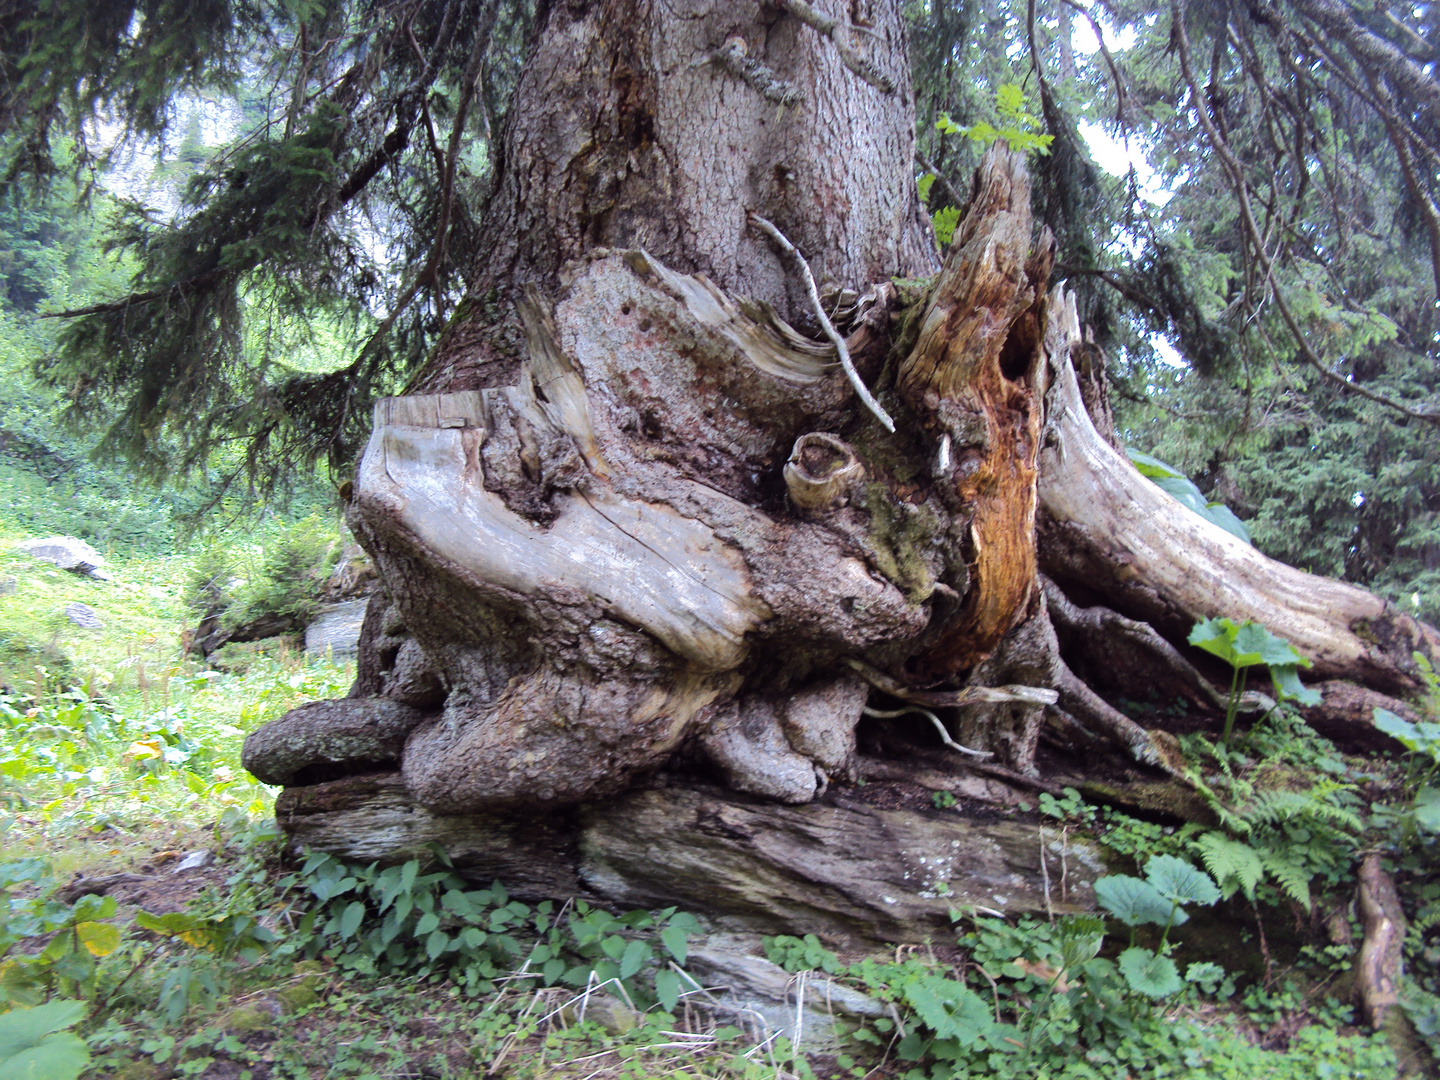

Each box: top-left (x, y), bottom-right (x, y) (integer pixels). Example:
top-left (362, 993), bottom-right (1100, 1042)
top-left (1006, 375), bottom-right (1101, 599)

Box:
top-left (898, 145), bottom-right (1053, 682)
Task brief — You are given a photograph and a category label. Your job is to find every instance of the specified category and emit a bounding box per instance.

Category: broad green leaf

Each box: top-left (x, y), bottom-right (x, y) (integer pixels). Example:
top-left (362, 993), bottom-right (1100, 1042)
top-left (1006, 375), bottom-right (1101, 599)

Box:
top-left (1375, 708), bottom-right (1421, 749)
top-left (1145, 856), bottom-right (1220, 907)
top-left (619, 939), bottom-right (649, 980)
top-left (601, 935), bottom-right (627, 962)
top-left (1270, 664), bottom-right (1322, 706)
top-left (901, 975), bottom-right (992, 1046)
top-left (1184, 961), bottom-right (1226, 991)
top-left (0, 1001), bottom-right (86, 1062)
top-left (655, 969), bottom-right (681, 1013)
top-left (1188, 617), bottom-right (1242, 666)
top-left (1188, 618), bottom-right (1307, 673)
top-left (1415, 788), bottom-right (1440, 832)
top-left (75, 922), bottom-right (120, 958)
top-left (1201, 503), bottom-right (1252, 545)
top-left (0, 1034), bottom-right (90, 1080)
top-left (1231, 623), bottom-right (1306, 668)
top-left (660, 925), bottom-right (688, 966)
top-left (1093, 875), bottom-right (1180, 927)
top-left (1154, 475), bottom-right (1210, 515)
top-left (338, 901), bottom-right (366, 940)
top-left (1117, 947), bottom-right (1182, 998)
top-left (414, 912), bottom-right (440, 937)
top-left (1127, 449), bottom-right (1187, 480)
top-left (425, 931), bottom-right (449, 961)
top-left (440, 890), bottom-right (475, 921)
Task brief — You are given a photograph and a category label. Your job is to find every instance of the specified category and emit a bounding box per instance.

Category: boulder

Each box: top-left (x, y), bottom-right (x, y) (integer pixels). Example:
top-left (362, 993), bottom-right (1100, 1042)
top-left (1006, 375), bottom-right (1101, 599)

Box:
top-left (64, 602), bottom-right (104, 630)
top-left (305, 598), bottom-right (370, 657)
top-left (16, 536), bottom-right (110, 579)
top-left (321, 543), bottom-right (378, 600)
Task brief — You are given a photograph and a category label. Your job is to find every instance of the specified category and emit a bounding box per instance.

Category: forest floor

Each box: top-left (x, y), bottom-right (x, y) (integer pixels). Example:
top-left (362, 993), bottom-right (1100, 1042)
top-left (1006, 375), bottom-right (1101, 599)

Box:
top-left (0, 530), bottom-right (1431, 1080)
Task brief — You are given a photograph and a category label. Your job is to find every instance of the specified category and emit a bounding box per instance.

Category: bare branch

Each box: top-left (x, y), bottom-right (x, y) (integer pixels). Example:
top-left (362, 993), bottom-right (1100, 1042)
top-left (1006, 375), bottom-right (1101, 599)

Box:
top-left (692, 37), bottom-right (803, 107)
top-left (915, 151), bottom-right (966, 211)
top-left (748, 213), bottom-right (896, 432)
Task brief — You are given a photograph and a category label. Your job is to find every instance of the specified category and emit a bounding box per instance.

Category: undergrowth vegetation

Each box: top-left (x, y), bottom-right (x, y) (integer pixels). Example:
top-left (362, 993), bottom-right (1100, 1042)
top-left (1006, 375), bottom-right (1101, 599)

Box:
top-left (0, 532), bottom-right (1434, 1078)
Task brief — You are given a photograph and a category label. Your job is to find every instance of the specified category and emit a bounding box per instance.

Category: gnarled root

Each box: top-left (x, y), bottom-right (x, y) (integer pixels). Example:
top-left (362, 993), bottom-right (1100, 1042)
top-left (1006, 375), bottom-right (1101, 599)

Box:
top-left (1356, 852), bottom-right (1406, 1029)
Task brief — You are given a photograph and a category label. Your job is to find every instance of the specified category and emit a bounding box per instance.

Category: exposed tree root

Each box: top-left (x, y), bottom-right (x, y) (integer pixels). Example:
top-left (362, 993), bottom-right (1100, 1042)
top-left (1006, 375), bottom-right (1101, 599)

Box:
top-left (1043, 576), bottom-right (1271, 717)
top-left (1356, 852), bottom-right (1406, 1028)
top-left (1053, 663), bottom-right (1167, 771)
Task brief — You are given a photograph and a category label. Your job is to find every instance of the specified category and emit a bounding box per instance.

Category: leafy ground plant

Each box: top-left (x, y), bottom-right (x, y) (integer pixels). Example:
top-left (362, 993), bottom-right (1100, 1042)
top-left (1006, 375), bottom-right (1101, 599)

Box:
top-left (1093, 855), bottom-right (1220, 998)
top-left (1188, 617), bottom-right (1322, 750)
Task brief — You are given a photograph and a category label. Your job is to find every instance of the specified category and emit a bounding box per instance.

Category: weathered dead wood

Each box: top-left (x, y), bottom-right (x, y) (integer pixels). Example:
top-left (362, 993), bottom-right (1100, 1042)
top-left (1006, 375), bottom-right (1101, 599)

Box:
top-left (1038, 287), bottom-right (1440, 698)
top-left (1356, 853), bottom-right (1406, 1028)
top-left (275, 772), bottom-right (1105, 944)
top-left (897, 145), bottom-right (1054, 681)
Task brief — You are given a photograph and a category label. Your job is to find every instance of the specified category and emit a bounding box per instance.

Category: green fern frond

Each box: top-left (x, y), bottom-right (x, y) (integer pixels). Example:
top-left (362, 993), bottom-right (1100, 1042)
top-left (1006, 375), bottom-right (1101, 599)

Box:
top-left (1259, 851), bottom-right (1312, 911)
top-left (1246, 789), bottom-right (1362, 834)
top-left (1193, 832), bottom-right (1264, 901)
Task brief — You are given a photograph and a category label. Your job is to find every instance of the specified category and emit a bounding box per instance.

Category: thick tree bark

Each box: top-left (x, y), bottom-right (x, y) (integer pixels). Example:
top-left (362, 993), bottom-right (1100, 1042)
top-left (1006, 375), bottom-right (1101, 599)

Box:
top-left (244, 0), bottom-right (1440, 944)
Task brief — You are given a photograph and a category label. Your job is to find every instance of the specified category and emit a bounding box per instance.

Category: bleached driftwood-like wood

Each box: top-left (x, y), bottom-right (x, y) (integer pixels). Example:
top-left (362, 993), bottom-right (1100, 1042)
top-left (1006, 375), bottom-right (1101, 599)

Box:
top-left (1039, 287), bottom-right (1440, 694)
top-left (1356, 853), bottom-right (1405, 1028)
top-left (622, 249), bottom-right (837, 385)
top-left (783, 433), bottom-right (866, 512)
top-left (358, 389), bottom-right (768, 674)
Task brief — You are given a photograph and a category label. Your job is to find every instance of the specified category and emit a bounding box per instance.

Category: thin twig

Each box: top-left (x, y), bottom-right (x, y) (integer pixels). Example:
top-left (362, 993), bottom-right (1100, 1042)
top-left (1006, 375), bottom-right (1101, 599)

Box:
top-left (862, 705), bottom-right (994, 758)
top-left (915, 151), bottom-right (967, 211)
top-left (1039, 824), bottom-right (1054, 922)
top-left (748, 213), bottom-right (895, 431)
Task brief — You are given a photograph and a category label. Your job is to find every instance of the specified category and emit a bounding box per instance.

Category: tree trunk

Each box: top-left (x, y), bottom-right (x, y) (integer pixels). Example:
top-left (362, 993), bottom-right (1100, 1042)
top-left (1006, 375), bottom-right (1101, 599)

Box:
top-left (243, 0), bottom-right (1440, 943)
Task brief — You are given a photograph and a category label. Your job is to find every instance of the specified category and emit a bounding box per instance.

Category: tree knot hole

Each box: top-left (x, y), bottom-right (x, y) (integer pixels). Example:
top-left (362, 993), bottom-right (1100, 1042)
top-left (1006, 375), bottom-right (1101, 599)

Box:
top-left (998, 310), bottom-right (1040, 384)
top-left (784, 432), bottom-right (865, 511)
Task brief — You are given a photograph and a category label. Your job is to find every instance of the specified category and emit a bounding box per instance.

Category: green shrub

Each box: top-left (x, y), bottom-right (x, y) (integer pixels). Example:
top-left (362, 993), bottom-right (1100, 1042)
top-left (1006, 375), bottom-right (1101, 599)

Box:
top-left (222, 515), bottom-right (341, 631)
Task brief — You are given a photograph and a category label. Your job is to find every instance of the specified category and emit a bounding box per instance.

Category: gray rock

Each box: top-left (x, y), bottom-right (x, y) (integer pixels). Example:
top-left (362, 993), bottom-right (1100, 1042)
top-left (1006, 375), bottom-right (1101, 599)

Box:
top-left (685, 932), bottom-right (886, 1051)
top-left (17, 537), bottom-right (108, 578)
top-left (242, 698), bottom-right (430, 786)
top-left (323, 543), bottom-right (377, 600)
top-left (172, 849), bottom-right (215, 873)
top-left (0, 577), bottom-right (15, 595)
top-left (305, 599), bottom-right (370, 657)
top-left (64, 602), bottom-right (104, 630)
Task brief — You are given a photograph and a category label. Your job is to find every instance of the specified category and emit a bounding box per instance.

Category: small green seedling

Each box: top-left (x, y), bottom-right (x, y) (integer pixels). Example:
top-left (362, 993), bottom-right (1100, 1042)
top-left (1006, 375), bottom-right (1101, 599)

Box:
top-left (1188, 618), bottom-right (1321, 750)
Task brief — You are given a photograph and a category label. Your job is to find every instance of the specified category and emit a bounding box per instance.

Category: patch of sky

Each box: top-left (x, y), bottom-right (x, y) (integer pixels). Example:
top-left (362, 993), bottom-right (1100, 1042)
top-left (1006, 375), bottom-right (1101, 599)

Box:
top-left (1068, 5), bottom-right (1185, 370)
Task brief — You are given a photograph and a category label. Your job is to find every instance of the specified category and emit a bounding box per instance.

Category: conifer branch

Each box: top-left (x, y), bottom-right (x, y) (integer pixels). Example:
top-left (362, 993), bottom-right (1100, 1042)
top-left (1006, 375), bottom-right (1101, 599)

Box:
top-left (1173, 0), bottom-right (1440, 426)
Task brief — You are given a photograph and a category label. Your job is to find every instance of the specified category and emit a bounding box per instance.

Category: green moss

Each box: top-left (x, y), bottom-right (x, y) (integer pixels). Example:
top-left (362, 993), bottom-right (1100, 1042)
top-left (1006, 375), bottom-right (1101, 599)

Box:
top-left (858, 484), bottom-right (940, 603)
